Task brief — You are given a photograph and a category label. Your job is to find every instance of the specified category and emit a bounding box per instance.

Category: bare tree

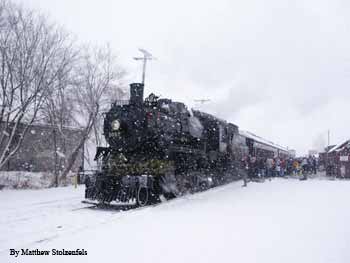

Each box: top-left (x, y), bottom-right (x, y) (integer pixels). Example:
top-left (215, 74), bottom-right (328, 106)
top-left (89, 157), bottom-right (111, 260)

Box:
top-left (41, 73), bottom-right (77, 186)
top-left (0, 0), bottom-right (76, 169)
top-left (60, 45), bottom-right (125, 180)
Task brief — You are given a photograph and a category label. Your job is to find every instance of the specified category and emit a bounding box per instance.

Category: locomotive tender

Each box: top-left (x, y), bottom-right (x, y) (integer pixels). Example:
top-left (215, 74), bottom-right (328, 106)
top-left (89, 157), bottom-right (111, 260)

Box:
top-left (85, 83), bottom-right (290, 206)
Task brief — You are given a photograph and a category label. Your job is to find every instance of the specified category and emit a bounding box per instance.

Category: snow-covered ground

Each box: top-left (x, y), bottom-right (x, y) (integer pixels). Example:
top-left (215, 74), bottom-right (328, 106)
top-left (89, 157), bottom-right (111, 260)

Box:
top-left (1, 176), bottom-right (350, 263)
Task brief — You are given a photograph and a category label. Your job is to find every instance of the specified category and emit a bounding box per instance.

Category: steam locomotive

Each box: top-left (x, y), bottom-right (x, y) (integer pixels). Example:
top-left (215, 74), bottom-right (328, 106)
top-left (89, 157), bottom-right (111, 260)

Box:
top-left (85, 83), bottom-right (290, 206)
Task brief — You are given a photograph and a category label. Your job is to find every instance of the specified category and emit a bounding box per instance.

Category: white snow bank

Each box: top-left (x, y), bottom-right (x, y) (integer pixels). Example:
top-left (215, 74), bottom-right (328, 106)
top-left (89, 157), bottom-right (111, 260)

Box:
top-left (0, 171), bottom-right (77, 189)
top-left (0, 171), bottom-right (54, 189)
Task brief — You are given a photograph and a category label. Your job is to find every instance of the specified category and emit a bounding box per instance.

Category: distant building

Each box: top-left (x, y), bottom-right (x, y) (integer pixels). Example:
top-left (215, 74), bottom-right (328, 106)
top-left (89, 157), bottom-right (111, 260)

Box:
top-left (326, 139), bottom-right (350, 178)
top-left (288, 149), bottom-right (296, 158)
top-left (0, 122), bottom-right (84, 174)
top-left (308, 150), bottom-right (318, 156)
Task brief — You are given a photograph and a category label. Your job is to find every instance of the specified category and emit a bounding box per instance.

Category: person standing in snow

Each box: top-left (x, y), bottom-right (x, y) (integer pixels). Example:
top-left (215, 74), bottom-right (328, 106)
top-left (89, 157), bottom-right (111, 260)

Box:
top-left (280, 159), bottom-right (286, 177)
top-left (287, 158), bottom-right (294, 175)
top-left (258, 158), bottom-right (266, 180)
top-left (293, 159), bottom-right (300, 176)
top-left (275, 158), bottom-right (281, 177)
top-left (312, 157), bottom-right (317, 175)
top-left (266, 157), bottom-right (274, 178)
top-left (300, 158), bottom-right (308, 180)
top-left (241, 156), bottom-right (249, 187)
top-left (249, 155), bottom-right (258, 180)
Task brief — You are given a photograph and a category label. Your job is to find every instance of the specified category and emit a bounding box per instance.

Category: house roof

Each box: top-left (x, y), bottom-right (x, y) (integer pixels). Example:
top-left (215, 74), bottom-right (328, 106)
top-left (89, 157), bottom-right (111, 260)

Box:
top-left (328, 139), bottom-right (350, 153)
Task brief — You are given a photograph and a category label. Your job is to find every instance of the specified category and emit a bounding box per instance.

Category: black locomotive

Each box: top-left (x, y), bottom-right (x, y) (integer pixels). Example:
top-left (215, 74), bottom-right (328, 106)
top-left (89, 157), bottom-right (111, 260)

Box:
top-left (85, 83), bottom-right (291, 206)
top-left (85, 83), bottom-right (245, 206)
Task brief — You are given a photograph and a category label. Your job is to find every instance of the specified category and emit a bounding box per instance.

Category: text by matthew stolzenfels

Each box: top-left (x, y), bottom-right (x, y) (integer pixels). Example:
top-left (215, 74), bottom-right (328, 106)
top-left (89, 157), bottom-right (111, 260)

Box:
top-left (10, 248), bottom-right (87, 257)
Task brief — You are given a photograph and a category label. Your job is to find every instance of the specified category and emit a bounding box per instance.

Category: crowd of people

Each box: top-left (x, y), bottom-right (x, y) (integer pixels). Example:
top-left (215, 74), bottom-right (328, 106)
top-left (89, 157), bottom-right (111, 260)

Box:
top-left (241, 155), bottom-right (318, 186)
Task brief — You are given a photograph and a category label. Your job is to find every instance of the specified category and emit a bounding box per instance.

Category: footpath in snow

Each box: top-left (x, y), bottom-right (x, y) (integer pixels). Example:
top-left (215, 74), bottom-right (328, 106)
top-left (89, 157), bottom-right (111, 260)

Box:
top-left (1, 176), bottom-right (350, 263)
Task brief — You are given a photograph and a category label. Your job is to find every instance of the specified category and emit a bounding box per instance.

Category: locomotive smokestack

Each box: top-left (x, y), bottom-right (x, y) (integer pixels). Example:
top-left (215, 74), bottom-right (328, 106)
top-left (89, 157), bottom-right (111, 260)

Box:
top-left (129, 83), bottom-right (144, 106)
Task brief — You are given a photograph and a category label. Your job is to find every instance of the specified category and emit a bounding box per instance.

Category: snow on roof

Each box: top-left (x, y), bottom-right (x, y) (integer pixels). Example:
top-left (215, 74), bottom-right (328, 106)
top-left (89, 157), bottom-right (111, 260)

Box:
top-left (328, 139), bottom-right (350, 153)
top-left (328, 144), bottom-right (339, 153)
top-left (239, 130), bottom-right (289, 152)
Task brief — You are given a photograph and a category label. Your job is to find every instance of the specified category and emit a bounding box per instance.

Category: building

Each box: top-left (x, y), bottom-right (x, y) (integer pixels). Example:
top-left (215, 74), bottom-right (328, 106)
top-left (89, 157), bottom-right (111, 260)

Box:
top-left (0, 122), bottom-right (84, 174)
top-left (321, 139), bottom-right (350, 178)
top-left (308, 150), bottom-right (318, 157)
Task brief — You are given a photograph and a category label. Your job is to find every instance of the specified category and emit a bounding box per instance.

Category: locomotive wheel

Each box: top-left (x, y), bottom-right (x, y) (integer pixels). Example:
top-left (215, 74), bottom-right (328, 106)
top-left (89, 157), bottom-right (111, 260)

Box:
top-left (136, 186), bottom-right (149, 207)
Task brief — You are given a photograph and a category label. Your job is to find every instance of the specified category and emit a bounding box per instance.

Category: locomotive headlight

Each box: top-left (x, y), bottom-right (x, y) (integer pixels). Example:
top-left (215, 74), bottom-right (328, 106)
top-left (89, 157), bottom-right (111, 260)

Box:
top-left (111, 120), bottom-right (120, 131)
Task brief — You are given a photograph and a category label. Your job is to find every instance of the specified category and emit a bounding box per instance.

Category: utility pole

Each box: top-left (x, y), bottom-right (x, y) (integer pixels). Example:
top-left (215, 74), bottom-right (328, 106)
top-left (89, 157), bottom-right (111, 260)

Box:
top-left (326, 129), bottom-right (330, 173)
top-left (134, 49), bottom-right (155, 86)
top-left (328, 130), bottom-right (330, 148)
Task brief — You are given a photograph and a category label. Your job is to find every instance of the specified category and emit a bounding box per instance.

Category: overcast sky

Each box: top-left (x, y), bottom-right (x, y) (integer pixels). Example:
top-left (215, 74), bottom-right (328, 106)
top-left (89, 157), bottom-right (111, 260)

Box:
top-left (15, 0), bottom-right (350, 155)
